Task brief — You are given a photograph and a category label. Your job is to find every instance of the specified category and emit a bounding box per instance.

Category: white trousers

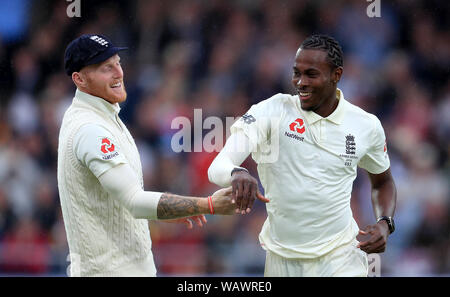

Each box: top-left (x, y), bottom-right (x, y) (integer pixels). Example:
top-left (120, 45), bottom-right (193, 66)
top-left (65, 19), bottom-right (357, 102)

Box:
top-left (264, 240), bottom-right (368, 277)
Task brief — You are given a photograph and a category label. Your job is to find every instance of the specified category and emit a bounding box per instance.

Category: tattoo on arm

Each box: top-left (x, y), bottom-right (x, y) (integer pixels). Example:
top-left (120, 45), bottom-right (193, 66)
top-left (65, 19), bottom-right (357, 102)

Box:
top-left (157, 193), bottom-right (202, 220)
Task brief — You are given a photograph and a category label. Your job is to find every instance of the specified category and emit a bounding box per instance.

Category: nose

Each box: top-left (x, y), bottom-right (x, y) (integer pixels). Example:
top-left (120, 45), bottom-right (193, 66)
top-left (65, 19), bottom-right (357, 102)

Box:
top-left (296, 77), bottom-right (310, 89)
top-left (113, 63), bottom-right (123, 79)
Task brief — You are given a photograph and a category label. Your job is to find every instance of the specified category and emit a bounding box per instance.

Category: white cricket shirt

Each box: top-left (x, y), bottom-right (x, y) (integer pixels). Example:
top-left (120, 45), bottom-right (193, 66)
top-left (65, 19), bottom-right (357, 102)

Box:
top-left (230, 89), bottom-right (390, 259)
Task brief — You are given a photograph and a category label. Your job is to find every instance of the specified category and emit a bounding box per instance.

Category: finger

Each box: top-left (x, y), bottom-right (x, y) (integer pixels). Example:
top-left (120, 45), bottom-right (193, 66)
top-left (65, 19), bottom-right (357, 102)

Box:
top-left (358, 230), bottom-right (368, 236)
top-left (366, 225), bottom-right (377, 234)
top-left (369, 241), bottom-right (386, 253)
top-left (192, 216), bottom-right (203, 227)
top-left (358, 239), bottom-right (371, 248)
top-left (359, 241), bottom-right (371, 252)
top-left (243, 194), bottom-right (255, 214)
top-left (368, 234), bottom-right (383, 245)
top-left (243, 182), bottom-right (254, 214)
top-left (358, 234), bottom-right (381, 247)
top-left (231, 181), bottom-right (237, 204)
top-left (240, 182), bottom-right (250, 214)
top-left (359, 236), bottom-right (385, 252)
top-left (256, 191), bottom-right (270, 203)
top-left (356, 241), bottom-right (367, 249)
top-left (200, 215), bottom-right (207, 224)
top-left (361, 243), bottom-right (385, 254)
top-left (235, 182), bottom-right (244, 213)
top-left (246, 183), bottom-right (257, 214)
top-left (360, 246), bottom-right (372, 253)
top-left (184, 219), bottom-right (193, 229)
top-left (361, 229), bottom-right (383, 245)
top-left (237, 182), bottom-right (244, 201)
top-left (367, 236), bottom-right (385, 250)
top-left (222, 186), bottom-right (233, 196)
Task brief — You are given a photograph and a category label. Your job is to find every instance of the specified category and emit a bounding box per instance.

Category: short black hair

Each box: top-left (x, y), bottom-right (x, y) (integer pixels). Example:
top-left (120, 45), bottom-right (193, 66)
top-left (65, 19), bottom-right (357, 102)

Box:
top-left (300, 34), bottom-right (343, 69)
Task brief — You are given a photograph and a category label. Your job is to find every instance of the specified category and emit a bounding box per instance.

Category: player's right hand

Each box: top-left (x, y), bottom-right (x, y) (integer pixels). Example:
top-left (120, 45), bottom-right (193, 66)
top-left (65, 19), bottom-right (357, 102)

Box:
top-left (231, 171), bottom-right (269, 214)
top-left (211, 187), bottom-right (236, 215)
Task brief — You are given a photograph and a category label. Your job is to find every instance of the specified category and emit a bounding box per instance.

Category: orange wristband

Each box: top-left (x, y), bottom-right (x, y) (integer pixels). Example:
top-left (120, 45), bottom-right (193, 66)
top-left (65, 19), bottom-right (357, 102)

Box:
top-left (207, 196), bottom-right (214, 215)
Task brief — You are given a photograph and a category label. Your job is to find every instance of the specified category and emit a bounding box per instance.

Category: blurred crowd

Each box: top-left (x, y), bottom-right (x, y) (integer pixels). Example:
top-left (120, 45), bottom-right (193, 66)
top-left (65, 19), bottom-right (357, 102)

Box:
top-left (0, 0), bottom-right (448, 276)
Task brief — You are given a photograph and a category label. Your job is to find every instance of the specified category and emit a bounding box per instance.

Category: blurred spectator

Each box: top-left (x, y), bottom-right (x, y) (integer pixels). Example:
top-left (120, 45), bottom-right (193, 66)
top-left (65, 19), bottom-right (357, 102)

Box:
top-left (0, 217), bottom-right (50, 274)
top-left (0, 0), bottom-right (448, 276)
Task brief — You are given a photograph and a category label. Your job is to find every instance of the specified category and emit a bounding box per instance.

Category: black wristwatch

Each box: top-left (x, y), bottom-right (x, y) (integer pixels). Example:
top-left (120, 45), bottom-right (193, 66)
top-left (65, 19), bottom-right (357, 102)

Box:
top-left (377, 216), bottom-right (395, 234)
top-left (231, 167), bottom-right (249, 176)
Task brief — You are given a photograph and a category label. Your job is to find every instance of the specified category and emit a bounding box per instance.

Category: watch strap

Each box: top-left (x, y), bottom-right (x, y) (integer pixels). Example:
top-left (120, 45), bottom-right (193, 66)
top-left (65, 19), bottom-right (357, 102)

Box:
top-left (231, 167), bottom-right (249, 176)
top-left (377, 216), bottom-right (395, 234)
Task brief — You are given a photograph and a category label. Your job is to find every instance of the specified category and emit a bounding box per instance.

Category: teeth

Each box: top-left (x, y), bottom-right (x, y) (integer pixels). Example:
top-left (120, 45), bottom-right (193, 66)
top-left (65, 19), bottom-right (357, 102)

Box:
top-left (111, 82), bottom-right (121, 88)
top-left (299, 92), bottom-right (311, 96)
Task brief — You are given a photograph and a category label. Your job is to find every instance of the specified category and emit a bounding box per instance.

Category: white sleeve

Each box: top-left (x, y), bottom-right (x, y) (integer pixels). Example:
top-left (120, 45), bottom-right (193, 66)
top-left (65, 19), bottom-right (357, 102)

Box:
top-left (358, 116), bottom-right (391, 174)
top-left (98, 163), bottom-right (162, 220)
top-left (208, 130), bottom-right (254, 187)
top-left (74, 123), bottom-right (128, 178)
top-left (229, 103), bottom-right (269, 151)
top-left (229, 94), bottom-right (282, 164)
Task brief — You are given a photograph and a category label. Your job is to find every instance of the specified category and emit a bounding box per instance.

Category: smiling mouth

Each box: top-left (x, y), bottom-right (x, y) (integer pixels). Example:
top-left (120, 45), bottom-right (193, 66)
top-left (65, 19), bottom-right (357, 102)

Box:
top-left (297, 90), bottom-right (312, 100)
top-left (111, 82), bottom-right (122, 89)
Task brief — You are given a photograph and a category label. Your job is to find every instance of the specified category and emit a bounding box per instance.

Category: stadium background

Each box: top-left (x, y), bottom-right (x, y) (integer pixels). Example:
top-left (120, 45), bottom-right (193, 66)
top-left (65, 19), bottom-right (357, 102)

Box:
top-left (0, 0), bottom-right (448, 276)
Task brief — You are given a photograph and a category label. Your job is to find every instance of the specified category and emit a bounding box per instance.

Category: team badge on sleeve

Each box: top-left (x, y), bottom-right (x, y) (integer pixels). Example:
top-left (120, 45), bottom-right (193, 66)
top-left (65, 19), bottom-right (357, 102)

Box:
top-left (241, 113), bottom-right (256, 124)
top-left (101, 138), bottom-right (115, 153)
top-left (100, 137), bottom-right (119, 160)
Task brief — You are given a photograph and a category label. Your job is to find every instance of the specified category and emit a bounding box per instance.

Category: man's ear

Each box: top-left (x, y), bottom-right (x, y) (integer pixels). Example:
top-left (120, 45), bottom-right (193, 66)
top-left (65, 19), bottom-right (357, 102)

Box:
top-left (332, 66), bottom-right (343, 84)
top-left (72, 71), bottom-right (87, 88)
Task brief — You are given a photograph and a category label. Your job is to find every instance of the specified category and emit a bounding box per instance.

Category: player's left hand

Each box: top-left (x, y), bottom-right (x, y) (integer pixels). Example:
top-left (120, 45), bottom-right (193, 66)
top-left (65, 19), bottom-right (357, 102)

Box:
top-left (163, 215), bottom-right (207, 229)
top-left (357, 220), bottom-right (390, 253)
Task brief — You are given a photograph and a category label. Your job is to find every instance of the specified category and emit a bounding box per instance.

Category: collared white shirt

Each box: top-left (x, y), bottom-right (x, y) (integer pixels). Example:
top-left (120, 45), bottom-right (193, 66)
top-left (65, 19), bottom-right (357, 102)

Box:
top-left (72, 90), bottom-right (129, 178)
top-left (230, 89), bottom-right (390, 258)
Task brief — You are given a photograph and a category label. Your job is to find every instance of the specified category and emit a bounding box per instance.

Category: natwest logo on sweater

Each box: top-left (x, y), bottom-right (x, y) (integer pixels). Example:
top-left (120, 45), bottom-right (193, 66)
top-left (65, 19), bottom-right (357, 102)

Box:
top-left (289, 118), bottom-right (305, 134)
top-left (101, 138), bottom-right (115, 154)
top-left (100, 138), bottom-right (119, 160)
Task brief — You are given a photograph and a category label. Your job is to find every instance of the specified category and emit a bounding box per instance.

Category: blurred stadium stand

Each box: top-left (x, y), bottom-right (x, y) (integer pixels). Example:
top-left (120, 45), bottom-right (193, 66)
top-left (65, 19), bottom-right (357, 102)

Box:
top-left (0, 0), bottom-right (448, 276)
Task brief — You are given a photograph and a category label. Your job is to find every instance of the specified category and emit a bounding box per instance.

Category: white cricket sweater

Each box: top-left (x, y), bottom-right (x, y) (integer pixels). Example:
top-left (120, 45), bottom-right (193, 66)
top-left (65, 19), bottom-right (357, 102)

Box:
top-left (57, 89), bottom-right (155, 276)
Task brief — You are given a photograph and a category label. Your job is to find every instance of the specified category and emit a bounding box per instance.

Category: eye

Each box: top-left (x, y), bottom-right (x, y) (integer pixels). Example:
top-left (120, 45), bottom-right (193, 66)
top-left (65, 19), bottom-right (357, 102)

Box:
top-left (307, 71), bottom-right (319, 78)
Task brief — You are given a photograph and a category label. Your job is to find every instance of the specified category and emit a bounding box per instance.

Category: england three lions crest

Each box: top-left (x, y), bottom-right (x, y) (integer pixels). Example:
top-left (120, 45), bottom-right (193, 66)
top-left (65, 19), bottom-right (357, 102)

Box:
top-left (345, 134), bottom-right (356, 155)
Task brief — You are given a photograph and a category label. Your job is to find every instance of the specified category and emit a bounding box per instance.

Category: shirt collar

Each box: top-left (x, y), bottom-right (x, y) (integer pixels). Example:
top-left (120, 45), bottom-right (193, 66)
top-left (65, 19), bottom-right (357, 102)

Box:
top-left (73, 89), bottom-right (121, 116)
top-left (300, 88), bottom-right (347, 125)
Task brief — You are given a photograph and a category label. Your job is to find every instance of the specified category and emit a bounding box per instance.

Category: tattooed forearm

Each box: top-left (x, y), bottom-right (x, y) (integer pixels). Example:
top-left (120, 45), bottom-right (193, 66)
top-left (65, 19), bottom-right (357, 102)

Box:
top-left (157, 193), bottom-right (204, 219)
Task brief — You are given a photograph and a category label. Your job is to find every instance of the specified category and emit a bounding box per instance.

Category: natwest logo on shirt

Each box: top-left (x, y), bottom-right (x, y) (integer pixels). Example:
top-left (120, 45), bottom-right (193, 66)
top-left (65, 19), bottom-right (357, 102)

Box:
top-left (100, 138), bottom-right (115, 154)
top-left (289, 118), bottom-right (305, 134)
top-left (285, 118), bottom-right (305, 142)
